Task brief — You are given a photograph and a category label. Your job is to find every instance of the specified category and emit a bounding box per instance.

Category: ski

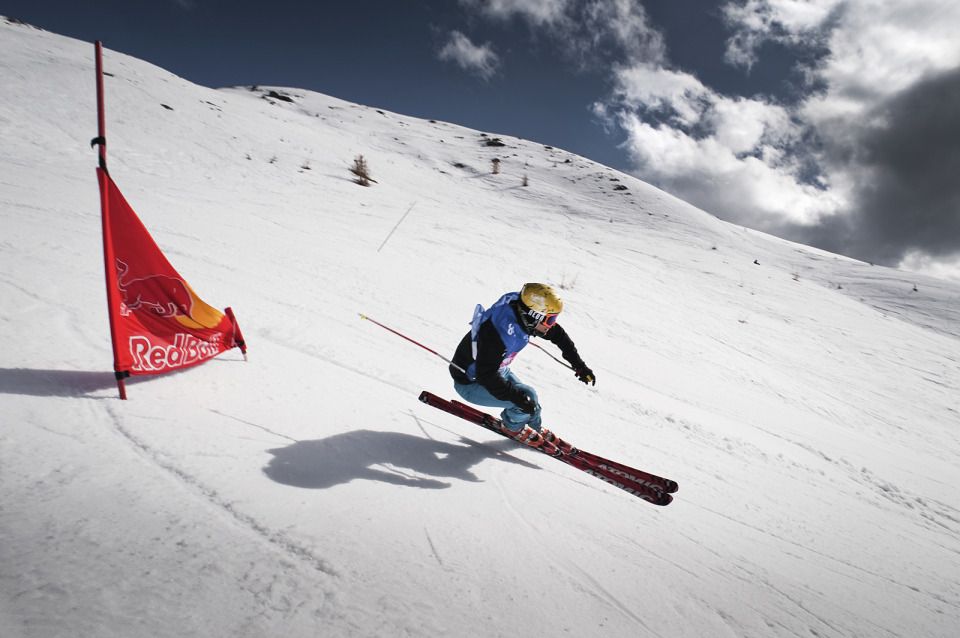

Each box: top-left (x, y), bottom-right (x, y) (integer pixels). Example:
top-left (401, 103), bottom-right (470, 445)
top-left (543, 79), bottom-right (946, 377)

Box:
top-left (418, 390), bottom-right (675, 506)
top-left (572, 450), bottom-right (679, 494)
top-left (447, 398), bottom-right (678, 494)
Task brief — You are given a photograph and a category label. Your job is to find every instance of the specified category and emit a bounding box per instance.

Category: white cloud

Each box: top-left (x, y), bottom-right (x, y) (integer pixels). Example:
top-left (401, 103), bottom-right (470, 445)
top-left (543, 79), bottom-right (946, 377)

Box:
top-left (899, 251), bottom-right (960, 282)
top-left (458, 0), bottom-right (569, 26)
top-left (578, 0), bottom-right (666, 64)
top-left (708, 97), bottom-right (796, 154)
top-left (604, 1), bottom-right (960, 268)
top-left (722, 0), bottom-right (841, 69)
top-left (459, 0), bottom-right (664, 67)
top-left (724, 0), bottom-right (960, 119)
top-left (605, 63), bottom-right (829, 227)
top-left (800, 1), bottom-right (960, 123)
top-left (616, 109), bottom-right (843, 229)
top-left (610, 64), bottom-right (709, 126)
top-left (462, 0), bottom-right (960, 270)
top-left (438, 31), bottom-right (500, 80)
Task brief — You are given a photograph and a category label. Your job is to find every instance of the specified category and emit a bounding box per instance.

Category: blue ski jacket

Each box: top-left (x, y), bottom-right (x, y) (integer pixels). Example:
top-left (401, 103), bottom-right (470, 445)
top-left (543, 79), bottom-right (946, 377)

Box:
top-left (449, 292), bottom-right (585, 403)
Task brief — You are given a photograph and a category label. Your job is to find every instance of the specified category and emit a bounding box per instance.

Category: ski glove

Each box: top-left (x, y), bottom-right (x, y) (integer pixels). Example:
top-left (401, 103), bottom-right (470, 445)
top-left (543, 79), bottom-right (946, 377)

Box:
top-left (513, 391), bottom-right (538, 415)
top-left (575, 366), bottom-right (596, 386)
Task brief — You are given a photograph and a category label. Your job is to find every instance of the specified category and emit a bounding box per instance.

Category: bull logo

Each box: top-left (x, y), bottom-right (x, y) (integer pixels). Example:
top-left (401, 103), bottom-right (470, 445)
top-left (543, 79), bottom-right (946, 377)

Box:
top-left (116, 258), bottom-right (224, 330)
top-left (117, 259), bottom-right (192, 317)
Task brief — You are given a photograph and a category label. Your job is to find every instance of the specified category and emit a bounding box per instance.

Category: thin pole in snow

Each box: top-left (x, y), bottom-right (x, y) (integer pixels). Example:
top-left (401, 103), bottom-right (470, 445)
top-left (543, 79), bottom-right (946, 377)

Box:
top-left (377, 202), bottom-right (416, 253)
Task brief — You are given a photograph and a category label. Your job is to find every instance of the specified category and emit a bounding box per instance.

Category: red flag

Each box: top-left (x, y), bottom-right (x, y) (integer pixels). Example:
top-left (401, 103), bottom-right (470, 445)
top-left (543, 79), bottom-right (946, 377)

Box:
top-left (97, 168), bottom-right (244, 378)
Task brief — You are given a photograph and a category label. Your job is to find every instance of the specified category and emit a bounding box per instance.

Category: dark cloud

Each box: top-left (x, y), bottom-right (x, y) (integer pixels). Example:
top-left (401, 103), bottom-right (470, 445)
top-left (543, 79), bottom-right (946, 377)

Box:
top-left (781, 213), bottom-right (858, 261)
top-left (810, 67), bottom-right (960, 266)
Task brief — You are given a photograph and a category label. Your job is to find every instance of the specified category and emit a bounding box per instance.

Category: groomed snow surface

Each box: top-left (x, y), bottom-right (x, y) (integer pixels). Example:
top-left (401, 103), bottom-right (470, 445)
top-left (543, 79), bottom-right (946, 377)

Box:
top-left (1, 19), bottom-right (958, 638)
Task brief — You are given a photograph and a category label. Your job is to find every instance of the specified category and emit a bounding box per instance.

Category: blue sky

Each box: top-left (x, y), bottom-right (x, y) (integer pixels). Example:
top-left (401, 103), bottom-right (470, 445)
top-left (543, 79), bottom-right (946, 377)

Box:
top-left (4, 1), bottom-right (960, 279)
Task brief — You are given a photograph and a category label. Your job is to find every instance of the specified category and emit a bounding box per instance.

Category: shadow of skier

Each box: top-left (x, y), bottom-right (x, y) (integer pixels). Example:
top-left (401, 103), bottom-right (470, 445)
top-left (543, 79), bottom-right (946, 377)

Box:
top-left (263, 429), bottom-right (538, 490)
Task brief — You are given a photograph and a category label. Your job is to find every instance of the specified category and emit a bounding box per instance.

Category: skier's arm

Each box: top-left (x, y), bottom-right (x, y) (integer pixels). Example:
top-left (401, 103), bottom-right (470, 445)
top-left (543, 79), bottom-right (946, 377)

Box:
top-left (542, 324), bottom-right (585, 368)
top-left (543, 324), bottom-right (595, 385)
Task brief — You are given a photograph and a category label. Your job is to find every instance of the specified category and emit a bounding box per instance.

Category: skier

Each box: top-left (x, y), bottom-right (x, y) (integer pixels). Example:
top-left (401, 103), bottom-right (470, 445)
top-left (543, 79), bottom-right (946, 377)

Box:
top-left (449, 283), bottom-right (595, 448)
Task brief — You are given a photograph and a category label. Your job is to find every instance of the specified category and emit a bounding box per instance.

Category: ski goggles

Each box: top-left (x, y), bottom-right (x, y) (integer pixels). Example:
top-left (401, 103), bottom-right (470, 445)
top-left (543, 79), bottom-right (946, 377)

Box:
top-left (526, 308), bottom-right (559, 329)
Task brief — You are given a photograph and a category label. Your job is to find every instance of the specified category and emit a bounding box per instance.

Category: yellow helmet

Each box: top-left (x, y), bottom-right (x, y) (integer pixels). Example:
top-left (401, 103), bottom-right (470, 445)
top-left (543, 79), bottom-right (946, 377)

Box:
top-left (518, 283), bottom-right (563, 331)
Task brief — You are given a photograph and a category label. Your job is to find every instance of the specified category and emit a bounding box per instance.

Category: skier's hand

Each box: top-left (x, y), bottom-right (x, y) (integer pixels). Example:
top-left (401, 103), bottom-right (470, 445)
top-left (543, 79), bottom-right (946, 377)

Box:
top-left (514, 391), bottom-right (537, 414)
top-left (575, 366), bottom-right (596, 386)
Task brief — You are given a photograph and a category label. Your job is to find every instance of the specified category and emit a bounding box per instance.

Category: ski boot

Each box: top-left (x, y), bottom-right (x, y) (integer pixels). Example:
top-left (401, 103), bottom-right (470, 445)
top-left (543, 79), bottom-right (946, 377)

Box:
top-left (540, 428), bottom-right (576, 455)
top-left (503, 424), bottom-right (561, 456)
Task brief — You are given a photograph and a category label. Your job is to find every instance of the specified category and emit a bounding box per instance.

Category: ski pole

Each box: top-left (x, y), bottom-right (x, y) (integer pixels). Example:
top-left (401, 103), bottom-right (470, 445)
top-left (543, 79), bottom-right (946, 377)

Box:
top-left (359, 313), bottom-right (466, 374)
top-left (530, 341), bottom-right (574, 370)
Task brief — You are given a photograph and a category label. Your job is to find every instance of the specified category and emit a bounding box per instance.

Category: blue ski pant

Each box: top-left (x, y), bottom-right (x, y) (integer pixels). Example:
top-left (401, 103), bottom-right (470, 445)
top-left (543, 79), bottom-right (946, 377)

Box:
top-left (453, 369), bottom-right (541, 432)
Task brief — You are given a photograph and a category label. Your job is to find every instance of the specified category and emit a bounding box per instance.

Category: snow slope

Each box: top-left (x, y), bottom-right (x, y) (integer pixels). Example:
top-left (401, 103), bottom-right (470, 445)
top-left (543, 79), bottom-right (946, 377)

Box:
top-left (1, 19), bottom-right (959, 638)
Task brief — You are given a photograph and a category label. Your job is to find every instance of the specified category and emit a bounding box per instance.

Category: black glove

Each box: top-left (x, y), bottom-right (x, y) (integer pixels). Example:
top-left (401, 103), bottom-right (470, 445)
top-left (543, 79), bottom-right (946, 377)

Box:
top-left (513, 390), bottom-right (537, 414)
top-left (575, 366), bottom-right (596, 386)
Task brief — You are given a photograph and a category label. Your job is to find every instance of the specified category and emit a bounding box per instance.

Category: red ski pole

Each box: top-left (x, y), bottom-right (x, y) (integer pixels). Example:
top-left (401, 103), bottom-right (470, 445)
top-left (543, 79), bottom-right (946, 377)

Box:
top-left (529, 341), bottom-right (574, 370)
top-left (359, 313), bottom-right (466, 374)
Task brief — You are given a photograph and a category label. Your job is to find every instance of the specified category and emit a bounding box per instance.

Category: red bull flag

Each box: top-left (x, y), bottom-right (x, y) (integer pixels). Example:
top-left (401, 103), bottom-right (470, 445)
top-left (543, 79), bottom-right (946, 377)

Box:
top-left (97, 169), bottom-right (246, 378)
top-left (92, 41), bottom-right (245, 399)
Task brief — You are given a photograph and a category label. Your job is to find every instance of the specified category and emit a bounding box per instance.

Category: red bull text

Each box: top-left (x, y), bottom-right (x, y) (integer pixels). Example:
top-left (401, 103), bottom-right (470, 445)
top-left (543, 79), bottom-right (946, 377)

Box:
top-left (129, 333), bottom-right (224, 372)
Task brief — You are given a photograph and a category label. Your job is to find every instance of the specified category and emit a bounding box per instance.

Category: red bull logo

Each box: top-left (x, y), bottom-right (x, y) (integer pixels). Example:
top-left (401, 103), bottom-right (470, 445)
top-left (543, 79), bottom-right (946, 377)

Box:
top-left (116, 259), bottom-right (224, 330)
top-left (116, 259), bottom-right (192, 318)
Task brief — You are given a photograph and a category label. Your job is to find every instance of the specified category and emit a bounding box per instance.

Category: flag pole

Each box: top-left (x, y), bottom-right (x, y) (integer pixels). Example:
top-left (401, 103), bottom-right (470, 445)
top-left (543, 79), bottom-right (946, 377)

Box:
top-left (92, 41), bottom-right (107, 170)
top-left (92, 41), bottom-right (128, 399)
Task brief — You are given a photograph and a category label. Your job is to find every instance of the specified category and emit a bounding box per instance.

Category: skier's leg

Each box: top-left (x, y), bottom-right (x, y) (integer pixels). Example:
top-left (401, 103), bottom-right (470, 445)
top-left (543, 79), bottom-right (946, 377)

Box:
top-left (453, 371), bottom-right (541, 432)
top-left (500, 371), bottom-right (541, 432)
top-left (453, 380), bottom-right (534, 433)
top-left (452, 377), bottom-right (553, 451)
top-left (453, 381), bottom-right (514, 412)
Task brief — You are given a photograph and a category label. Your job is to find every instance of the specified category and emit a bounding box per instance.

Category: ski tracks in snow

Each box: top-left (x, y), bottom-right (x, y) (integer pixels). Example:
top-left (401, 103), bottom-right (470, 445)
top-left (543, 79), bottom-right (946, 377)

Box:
top-left (105, 403), bottom-right (337, 575)
top-left (491, 471), bottom-right (666, 637)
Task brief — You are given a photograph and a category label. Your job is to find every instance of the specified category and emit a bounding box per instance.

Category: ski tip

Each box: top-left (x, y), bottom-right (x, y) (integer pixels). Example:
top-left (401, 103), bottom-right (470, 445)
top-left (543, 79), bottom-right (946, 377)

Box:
top-left (649, 492), bottom-right (673, 506)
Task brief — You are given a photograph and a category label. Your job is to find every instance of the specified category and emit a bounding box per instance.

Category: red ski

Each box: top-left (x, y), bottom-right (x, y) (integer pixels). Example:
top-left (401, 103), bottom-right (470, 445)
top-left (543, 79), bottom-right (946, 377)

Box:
top-left (446, 397), bottom-right (678, 495)
top-left (419, 391), bottom-right (676, 506)
top-left (572, 449), bottom-right (678, 494)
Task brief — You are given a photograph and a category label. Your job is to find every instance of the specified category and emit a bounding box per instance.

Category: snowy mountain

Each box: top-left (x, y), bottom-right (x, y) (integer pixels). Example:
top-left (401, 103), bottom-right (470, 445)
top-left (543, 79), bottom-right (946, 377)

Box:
top-left (1, 18), bottom-right (959, 638)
